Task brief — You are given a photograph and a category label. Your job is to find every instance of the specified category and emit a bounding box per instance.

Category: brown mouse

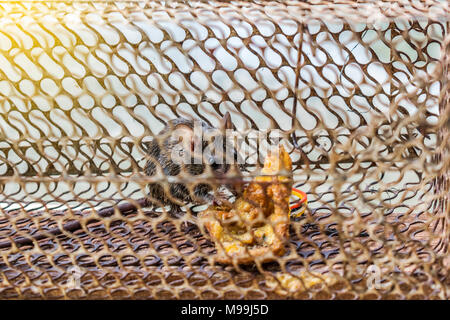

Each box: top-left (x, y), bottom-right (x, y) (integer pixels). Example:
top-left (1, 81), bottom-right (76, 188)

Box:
top-left (144, 112), bottom-right (243, 215)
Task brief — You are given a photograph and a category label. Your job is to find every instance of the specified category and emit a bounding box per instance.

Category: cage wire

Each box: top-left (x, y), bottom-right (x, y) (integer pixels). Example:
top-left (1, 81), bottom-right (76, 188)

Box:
top-left (0, 0), bottom-right (448, 299)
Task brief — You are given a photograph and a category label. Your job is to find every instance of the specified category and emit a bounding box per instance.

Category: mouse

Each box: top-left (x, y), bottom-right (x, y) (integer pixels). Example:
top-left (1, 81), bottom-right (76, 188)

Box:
top-left (144, 112), bottom-right (242, 215)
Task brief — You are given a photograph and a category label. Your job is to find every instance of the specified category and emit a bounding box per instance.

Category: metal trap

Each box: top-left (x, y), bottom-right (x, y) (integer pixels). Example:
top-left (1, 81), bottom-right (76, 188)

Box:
top-left (0, 0), bottom-right (448, 299)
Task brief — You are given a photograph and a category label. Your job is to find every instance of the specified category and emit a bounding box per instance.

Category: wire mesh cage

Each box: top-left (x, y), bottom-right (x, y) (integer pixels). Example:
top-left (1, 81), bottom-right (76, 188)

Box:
top-left (0, 0), bottom-right (448, 299)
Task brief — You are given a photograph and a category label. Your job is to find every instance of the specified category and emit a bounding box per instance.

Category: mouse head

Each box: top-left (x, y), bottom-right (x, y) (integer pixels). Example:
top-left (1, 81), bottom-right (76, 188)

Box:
top-left (164, 112), bottom-right (242, 176)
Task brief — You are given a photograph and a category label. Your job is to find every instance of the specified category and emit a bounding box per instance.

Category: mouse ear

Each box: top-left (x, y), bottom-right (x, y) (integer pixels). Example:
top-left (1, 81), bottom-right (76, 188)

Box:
top-left (172, 123), bottom-right (195, 152)
top-left (221, 112), bottom-right (233, 131)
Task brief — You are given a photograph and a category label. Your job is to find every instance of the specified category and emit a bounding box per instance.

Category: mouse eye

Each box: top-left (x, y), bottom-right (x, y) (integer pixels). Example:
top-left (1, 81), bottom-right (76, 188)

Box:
top-left (207, 156), bottom-right (215, 165)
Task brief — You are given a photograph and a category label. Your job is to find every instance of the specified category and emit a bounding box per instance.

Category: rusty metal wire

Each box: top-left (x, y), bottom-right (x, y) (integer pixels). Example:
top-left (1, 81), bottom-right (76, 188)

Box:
top-left (0, 0), bottom-right (448, 299)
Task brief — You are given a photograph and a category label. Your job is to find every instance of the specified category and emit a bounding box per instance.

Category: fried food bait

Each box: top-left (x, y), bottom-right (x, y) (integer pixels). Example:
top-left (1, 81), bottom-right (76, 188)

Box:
top-left (199, 146), bottom-right (293, 264)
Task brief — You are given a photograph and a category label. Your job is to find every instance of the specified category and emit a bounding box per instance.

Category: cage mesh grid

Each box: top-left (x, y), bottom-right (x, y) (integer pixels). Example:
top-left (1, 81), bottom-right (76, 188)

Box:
top-left (0, 0), bottom-right (448, 299)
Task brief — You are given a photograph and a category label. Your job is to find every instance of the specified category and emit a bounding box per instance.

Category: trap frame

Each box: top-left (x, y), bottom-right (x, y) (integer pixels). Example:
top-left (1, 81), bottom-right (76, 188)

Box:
top-left (0, 0), bottom-right (448, 299)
